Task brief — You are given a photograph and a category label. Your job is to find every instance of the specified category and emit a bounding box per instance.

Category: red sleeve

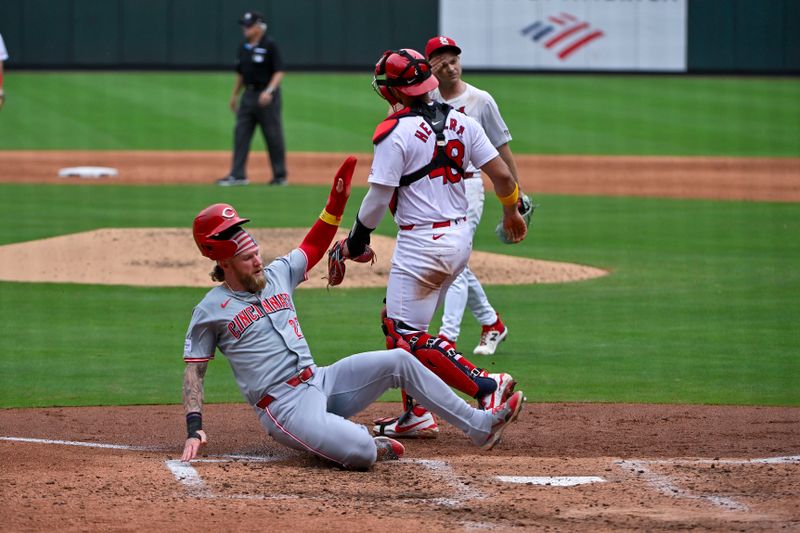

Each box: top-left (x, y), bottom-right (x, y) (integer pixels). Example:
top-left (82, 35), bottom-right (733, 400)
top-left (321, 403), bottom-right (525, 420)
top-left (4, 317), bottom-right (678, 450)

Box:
top-left (298, 219), bottom-right (338, 271)
top-left (297, 156), bottom-right (357, 271)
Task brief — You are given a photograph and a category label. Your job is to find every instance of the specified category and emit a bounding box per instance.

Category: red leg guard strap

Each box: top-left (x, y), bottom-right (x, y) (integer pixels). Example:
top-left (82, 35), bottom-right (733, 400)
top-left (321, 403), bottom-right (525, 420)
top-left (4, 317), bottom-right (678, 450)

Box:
top-left (404, 331), bottom-right (480, 397)
top-left (382, 317), bottom-right (480, 397)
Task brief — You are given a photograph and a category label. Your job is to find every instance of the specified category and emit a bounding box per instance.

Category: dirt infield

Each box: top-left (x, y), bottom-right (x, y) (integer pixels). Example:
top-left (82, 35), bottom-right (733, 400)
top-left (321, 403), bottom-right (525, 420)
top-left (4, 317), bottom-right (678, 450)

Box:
top-left (1, 150), bottom-right (799, 202)
top-left (0, 228), bottom-right (607, 288)
top-left (1, 403), bottom-right (798, 531)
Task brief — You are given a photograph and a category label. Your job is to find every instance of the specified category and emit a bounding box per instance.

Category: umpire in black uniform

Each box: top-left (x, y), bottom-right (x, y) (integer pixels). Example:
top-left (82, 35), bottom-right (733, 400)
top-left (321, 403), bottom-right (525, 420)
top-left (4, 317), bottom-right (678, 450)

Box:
top-left (218, 11), bottom-right (287, 186)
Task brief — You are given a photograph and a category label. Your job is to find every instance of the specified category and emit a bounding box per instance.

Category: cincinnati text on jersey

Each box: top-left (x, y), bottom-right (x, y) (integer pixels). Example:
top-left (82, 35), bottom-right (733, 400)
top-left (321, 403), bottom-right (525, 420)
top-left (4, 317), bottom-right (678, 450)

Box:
top-left (227, 292), bottom-right (294, 339)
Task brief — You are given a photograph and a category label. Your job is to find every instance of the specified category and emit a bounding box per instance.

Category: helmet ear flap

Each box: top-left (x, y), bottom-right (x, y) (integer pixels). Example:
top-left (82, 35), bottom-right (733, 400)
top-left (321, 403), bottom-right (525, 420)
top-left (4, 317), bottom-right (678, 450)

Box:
top-left (201, 239), bottom-right (238, 261)
top-left (372, 50), bottom-right (399, 105)
top-left (372, 80), bottom-right (399, 105)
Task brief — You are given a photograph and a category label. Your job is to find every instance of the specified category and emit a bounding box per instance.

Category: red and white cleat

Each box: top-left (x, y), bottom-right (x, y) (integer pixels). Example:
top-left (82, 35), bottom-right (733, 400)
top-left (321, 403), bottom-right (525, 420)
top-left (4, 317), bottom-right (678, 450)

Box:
top-left (481, 390), bottom-right (525, 451)
top-left (374, 436), bottom-right (405, 461)
top-left (473, 315), bottom-right (508, 356)
top-left (373, 405), bottom-right (439, 439)
top-left (478, 372), bottom-right (517, 411)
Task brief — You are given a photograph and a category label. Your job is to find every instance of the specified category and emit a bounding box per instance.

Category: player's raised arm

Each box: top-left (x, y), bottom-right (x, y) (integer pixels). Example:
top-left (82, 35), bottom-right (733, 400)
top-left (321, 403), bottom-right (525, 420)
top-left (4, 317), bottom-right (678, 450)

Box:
top-left (181, 361), bottom-right (209, 462)
top-left (297, 156), bottom-right (360, 272)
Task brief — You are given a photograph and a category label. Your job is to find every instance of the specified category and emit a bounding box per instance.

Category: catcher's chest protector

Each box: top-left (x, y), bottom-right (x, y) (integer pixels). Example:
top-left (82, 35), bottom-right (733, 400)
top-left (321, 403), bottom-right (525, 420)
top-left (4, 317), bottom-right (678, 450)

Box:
top-left (373, 102), bottom-right (466, 188)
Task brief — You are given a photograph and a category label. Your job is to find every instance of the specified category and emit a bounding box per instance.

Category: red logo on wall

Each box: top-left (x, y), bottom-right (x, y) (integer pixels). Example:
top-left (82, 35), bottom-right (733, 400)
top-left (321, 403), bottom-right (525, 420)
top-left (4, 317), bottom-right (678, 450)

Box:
top-left (521, 13), bottom-right (605, 61)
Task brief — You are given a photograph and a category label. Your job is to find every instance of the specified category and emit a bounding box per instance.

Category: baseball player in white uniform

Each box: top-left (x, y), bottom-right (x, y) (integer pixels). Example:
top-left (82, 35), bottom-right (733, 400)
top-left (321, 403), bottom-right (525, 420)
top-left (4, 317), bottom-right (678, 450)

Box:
top-left (332, 49), bottom-right (527, 439)
top-left (426, 36), bottom-right (524, 356)
top-left (180, 157), bottom-right (524, 469)
top-left (0, 32), bottom-right (8, 109)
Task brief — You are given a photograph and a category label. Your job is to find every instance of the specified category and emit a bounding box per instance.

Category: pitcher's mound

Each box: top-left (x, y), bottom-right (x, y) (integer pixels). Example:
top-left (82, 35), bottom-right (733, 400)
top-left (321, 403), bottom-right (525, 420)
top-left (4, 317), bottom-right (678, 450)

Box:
top-left (0, 228), bottom-right (608, 288)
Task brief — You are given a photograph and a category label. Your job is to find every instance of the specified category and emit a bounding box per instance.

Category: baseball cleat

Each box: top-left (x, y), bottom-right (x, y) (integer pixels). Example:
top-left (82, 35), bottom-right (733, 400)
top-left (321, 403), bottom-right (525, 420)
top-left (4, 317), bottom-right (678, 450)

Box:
top-left (478, 372), bottom-right (516, 411)
top-left (216, 175), bottom-right (249, 187)
top-left (473, 315), bottom-right (508, 356)
top-left (374, 436), bottom-right (405, 461)
top-left (481, 390), bottom-right (524, 451)
top-left (373, 405), bottom-right (439, 439)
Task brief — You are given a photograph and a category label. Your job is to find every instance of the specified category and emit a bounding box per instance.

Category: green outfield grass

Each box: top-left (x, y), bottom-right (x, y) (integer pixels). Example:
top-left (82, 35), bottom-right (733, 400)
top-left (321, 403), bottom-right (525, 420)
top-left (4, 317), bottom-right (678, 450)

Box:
top-left (1, 72), bottom-right (799, 156)
top-left (0, 184), bottom-right (797, 408)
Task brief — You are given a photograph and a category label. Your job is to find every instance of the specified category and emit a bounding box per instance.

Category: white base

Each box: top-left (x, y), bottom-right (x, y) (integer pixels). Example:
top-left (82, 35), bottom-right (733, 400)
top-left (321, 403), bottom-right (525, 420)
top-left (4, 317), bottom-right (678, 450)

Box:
top-left (58, 166), bottom-right (118, 179)
top-left (496, 476), bottom-right (606, 486)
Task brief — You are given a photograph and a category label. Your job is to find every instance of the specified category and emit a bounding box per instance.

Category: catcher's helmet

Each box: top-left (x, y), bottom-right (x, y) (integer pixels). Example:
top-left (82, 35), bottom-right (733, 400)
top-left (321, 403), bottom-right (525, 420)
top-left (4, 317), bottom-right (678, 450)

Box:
top-left (193, 203), bottom-right (250, 260)
top-left (372, 49), bottom-right (438, 106)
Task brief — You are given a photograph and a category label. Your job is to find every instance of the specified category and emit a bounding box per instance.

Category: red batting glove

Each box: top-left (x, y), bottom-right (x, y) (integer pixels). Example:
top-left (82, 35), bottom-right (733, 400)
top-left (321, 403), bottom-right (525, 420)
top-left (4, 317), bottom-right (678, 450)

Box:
top-left (324, 156), bottom-right (357, 219)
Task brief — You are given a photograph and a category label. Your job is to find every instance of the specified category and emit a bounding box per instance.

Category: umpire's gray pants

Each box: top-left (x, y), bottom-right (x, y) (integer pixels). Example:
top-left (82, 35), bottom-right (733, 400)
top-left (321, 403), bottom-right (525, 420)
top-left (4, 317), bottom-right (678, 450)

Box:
top-left (230, 88), bottom-right (287, 181)
top-left (254, 349), bottom-right (493, 469)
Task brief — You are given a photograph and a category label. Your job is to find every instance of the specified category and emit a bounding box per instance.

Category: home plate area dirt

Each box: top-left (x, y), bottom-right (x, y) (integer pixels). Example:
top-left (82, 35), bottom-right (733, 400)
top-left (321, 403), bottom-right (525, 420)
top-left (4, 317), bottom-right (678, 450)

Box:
top-left (1, 403), bottom-right (798, 531)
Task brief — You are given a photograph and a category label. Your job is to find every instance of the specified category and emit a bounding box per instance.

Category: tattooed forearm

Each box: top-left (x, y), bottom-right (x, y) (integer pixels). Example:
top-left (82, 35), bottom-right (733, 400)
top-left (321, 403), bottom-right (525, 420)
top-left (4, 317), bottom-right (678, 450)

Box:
top-left (183, 362), bottom-right (208, 414)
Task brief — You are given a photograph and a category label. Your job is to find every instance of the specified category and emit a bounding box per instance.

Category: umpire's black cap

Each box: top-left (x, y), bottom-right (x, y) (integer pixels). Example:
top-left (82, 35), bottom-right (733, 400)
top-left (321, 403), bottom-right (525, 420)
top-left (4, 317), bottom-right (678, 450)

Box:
top-left (239, 11), bottom-right (264, 27)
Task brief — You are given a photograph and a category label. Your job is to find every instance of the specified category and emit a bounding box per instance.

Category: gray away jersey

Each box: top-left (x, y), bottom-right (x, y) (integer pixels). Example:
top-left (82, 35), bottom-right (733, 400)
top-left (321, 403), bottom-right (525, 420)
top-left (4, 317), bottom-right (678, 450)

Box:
top-left (183, 249), bottom-right (313, 405)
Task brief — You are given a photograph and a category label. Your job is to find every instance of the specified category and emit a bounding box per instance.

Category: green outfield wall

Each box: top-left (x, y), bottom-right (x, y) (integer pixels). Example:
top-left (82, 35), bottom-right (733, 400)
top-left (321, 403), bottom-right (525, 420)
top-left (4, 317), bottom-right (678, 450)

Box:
top-left (0, 0), bottom-right (798, 72)
top-left (688, 0), bottom-right (800, 72)
top-left (0, 0), bottom-right (437, 69)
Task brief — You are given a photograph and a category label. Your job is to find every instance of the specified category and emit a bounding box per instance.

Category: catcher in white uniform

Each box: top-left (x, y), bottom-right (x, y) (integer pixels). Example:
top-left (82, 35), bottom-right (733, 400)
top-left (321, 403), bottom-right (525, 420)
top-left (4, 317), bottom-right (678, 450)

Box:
top-left (328, 48), bottom-right (527, 439)
top-left (426, 36), bottom-right (530, 356)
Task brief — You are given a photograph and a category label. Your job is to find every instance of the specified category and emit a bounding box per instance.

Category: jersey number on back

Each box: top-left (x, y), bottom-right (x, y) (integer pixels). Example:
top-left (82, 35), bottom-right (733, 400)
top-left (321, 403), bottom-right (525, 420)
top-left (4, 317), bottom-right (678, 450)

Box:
top-left (428, 140), bottom-right (466, 185)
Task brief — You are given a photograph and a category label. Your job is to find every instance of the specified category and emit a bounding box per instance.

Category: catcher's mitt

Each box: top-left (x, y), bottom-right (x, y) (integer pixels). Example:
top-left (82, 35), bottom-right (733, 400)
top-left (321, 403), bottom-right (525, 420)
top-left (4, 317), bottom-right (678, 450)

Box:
top-left (496, 193), bottom-right (536, 244)
top-left (326, 238), bottom-right (376, 287)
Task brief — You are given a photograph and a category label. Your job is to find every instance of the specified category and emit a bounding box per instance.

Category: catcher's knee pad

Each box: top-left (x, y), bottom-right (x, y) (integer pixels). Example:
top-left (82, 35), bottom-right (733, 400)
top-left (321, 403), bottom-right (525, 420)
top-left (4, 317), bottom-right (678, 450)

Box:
top-left (382, 317), bottom-right (411, 352)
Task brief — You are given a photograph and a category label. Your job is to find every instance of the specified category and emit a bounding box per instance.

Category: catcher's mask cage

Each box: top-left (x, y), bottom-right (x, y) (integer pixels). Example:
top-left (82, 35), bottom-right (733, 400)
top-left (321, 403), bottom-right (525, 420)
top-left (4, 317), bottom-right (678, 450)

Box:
top-left (372, 48), bottom-right (439, 105)
top-left (193, 203), bottom-right (251, 260)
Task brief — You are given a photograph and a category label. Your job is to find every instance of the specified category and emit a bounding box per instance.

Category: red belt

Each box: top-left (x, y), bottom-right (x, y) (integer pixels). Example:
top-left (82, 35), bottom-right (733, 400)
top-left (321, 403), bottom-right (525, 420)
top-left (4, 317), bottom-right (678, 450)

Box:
top-left (256, 366), bottom-right (314, 409)
top-left (464, 172), bottom-right (476, 178)
top-left (399, 217), bottom-right (467, 231)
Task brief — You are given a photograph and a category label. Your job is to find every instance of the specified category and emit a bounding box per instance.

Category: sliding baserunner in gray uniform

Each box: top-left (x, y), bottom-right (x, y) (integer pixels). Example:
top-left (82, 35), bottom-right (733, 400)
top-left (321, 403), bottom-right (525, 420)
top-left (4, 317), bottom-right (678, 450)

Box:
top-left (180, 157), bottom-right (524, 469)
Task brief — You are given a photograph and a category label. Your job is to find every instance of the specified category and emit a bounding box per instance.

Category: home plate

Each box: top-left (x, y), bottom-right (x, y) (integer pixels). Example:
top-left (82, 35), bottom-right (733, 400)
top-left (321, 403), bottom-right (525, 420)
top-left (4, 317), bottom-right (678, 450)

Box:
top-left (497, 476), bottom-right (606, 486)
top-left (58, 166), bottom-right (118, 179)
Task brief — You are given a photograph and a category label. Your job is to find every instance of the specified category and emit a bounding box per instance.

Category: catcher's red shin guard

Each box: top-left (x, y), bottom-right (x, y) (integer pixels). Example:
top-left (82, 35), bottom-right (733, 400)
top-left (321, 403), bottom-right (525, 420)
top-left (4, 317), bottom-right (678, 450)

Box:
top-left (383, 318), bottom-right (485, 397)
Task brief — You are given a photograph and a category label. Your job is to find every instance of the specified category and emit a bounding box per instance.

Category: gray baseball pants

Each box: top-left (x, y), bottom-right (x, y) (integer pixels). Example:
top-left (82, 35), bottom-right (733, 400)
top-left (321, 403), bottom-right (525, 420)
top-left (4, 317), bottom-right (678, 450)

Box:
top-left (254, 348), bottom-right (493, 469)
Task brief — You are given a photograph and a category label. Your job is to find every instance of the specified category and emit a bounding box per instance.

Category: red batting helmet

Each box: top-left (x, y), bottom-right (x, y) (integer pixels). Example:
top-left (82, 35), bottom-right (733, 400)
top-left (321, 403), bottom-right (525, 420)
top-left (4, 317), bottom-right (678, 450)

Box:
top-left (193, 203), bottom-right (250, 260)
top-left (372, 49), bottom-right (439, 106)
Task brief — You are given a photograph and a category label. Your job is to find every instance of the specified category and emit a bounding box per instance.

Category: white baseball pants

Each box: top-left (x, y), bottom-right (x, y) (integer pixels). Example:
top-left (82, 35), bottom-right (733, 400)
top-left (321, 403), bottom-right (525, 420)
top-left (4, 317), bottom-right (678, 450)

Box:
top-left (439, 176), bottom-right (498, 341)
top-left (386, 217), bottom-right (472, 333)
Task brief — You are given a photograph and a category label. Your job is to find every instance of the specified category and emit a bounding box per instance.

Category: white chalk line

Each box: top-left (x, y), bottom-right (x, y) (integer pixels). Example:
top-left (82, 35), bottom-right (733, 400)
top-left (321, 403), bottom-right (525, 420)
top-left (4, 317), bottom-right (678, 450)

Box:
top-left (0, 435), bottom-right (165, 451)
top-left (0, 436), bottom-right (278, 463)
top-left (411, 459), bottom-right (485, 506)
top-left (4, 435), bottom-right (796, 513)
top-left (616, 459), bottom-right (749, 512)
top-left (613, 455), bottom-right (800, 513)
top-left (645, 456), bottom-right (800, 465)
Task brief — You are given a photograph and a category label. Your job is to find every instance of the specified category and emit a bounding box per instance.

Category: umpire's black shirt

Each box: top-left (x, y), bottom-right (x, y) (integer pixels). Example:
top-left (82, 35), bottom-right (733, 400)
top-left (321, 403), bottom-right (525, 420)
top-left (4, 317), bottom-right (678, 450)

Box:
top-left (236, 34), bottom-right (284, 88)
